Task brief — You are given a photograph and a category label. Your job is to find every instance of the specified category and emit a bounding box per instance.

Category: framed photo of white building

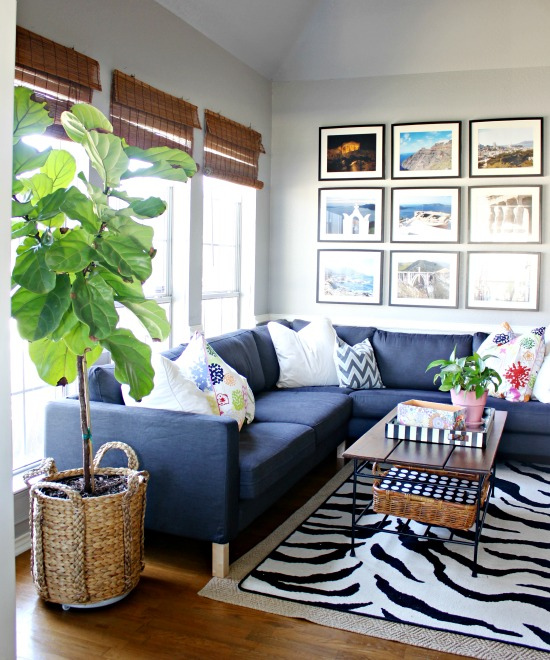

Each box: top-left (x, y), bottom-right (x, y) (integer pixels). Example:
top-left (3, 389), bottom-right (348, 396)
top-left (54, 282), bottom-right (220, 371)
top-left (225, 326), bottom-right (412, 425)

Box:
top-left (391, 187), bottom-right (460, 243)
top-left (468, 186), bottom-right (541, 243)
top-left (318, 188), bottom-right (383, 242)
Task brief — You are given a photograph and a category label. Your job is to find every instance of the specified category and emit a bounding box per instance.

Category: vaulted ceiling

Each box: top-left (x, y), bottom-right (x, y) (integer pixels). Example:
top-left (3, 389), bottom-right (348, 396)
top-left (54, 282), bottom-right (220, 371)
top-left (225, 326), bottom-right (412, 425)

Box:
top-left (152, 0), bottom-right (550, 81)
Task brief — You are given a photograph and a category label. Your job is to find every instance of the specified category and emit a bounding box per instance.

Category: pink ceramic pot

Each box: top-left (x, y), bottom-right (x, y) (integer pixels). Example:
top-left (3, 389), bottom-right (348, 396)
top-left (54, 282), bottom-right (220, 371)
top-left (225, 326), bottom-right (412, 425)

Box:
top-left (450, 389), bottom-right (488, 426)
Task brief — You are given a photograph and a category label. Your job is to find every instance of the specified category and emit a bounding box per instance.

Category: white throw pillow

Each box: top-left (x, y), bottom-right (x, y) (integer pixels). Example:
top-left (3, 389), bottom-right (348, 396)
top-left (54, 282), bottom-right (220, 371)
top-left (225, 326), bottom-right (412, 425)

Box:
top-left (268, 318), bottom-right (338, 388)
top-left (122, 353), bottom-right (218, 415)
top-left (532, 354), bottom-right (550, 403)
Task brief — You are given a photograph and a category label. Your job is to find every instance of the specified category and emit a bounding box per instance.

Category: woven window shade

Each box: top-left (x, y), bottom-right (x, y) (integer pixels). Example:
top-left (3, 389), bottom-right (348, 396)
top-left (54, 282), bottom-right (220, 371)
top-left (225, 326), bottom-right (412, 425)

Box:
top-left (204, 110), bottom-right (265, 190)
top-left (110, 70), bottom-right (200, 155)
top-left (15, 26), bottom-right (101, 140)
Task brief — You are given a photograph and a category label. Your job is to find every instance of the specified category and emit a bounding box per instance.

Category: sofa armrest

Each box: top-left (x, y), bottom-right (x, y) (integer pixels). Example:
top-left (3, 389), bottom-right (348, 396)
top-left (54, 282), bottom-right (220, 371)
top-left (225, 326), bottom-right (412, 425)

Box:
top-left (44, 400), bottom-right (241, 544)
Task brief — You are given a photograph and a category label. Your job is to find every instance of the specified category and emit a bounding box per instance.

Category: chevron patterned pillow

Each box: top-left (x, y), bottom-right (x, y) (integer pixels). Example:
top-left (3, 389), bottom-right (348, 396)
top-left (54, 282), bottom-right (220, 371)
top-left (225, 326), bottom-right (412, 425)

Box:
top-left (334, 337), bottom-right (384, 389)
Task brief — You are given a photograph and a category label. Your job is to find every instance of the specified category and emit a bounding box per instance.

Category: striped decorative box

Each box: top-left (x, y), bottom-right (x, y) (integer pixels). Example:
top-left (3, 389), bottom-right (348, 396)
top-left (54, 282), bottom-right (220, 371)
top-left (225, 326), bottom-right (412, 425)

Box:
top-left (385, 407), bottom-right (495, 448)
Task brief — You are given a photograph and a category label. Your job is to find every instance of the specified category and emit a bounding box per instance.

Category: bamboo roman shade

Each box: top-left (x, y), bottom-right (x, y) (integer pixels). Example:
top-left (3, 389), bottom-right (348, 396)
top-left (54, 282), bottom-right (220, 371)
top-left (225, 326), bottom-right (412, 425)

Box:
top-left (15, 26), bottom-right (102, 139)
top-left (204, 110), bottom-right (265, 190)
top-left (110, 70), bottom-right (201, 154)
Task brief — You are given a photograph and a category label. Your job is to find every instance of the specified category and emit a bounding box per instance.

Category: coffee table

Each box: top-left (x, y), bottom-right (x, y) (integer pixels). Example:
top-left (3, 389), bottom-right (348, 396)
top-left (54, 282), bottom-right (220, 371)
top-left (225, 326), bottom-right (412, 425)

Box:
top-left (343, 408), bottom-right (507, 577)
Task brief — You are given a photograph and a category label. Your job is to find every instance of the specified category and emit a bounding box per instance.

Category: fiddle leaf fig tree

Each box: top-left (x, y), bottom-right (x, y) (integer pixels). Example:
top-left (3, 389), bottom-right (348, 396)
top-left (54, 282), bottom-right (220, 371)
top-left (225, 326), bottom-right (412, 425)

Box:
top-left (11, 86), bottom-right (197, 492)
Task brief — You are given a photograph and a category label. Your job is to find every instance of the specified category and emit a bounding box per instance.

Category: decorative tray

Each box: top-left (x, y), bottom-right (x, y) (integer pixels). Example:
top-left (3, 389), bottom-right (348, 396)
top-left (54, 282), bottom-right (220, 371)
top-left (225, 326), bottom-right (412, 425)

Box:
top-left (385, 407), bottom-right (495, 448)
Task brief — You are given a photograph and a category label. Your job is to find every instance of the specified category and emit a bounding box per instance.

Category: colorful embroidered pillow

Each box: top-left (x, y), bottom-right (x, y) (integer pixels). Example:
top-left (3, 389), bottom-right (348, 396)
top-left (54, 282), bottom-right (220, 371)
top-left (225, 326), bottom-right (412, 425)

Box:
top-left (176, 332), bottom-right (254, 429)
top-left (477, 321), bottom-right (516, 354)
top-left (480, 325), bottom-right (546, 402)
top-left (121, 353), bottom-right (218, 415)
top-left (334, 337), bottom-right (383, 389)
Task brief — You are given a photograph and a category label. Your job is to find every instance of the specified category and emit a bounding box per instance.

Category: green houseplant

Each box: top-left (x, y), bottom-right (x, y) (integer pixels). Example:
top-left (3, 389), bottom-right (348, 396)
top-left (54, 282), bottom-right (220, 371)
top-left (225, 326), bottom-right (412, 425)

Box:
top-left (12, 86), bottom-right (197, 605)
top-left (426, 347), bottom-right (502, 425)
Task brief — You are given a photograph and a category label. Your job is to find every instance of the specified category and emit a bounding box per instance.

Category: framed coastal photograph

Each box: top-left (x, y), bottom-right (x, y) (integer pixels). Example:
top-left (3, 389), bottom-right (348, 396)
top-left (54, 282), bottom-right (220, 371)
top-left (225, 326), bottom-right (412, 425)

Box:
top-left (391, 187), bottom-right (460, 243)
top-left (391, 121), bottom-right (461, 179)
top-left (317, 249), bottom-right (383, 305)
top-left (389, 250), bottom-right (459, 308)
top-left (466, 252), bottom-right (540, 310)
top-left (468, 186), bottom-right (541, 243)
top-left (469, 118), bottom-right (543, 177)
top-left (319, 125), bottom-right (385, 180)
top-left (318, 188), bottom-right (383, 242)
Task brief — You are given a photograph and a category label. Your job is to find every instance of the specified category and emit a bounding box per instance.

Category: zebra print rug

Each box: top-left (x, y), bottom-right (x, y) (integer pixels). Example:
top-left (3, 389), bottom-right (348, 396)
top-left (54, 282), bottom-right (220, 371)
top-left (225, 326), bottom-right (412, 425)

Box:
top-left (200, 461), bottom-right (550, 658)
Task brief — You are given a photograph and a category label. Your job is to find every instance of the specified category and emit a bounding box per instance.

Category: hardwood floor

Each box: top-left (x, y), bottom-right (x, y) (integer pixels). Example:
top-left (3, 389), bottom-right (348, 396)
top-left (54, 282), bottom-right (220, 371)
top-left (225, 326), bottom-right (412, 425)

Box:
top-left (16, 454), bottom-right (465, 659)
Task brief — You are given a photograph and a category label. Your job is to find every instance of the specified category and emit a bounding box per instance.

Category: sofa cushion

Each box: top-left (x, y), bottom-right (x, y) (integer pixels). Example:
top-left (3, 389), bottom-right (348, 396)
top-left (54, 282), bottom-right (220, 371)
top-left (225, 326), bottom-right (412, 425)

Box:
top-left (373, 330), bottom-right (473, 390)
top-left (350, 387), bottom-right (453, 421)
top-left (238, 422), bottom-right (315, 499)
top-left (122, 353), bottom-right (218, 414)
top-left (88, 364), bottom-right (123, 404)
top-left (251, 323), bottom-right (287, 390)
top-left (334, 324), bottom-right (377, 347)
top-left (253, 390), bottom-right (352, 448)
top-left (334, 337), bottom-right (383, 389)
top-left (268, 318), bottom-right (338, 387)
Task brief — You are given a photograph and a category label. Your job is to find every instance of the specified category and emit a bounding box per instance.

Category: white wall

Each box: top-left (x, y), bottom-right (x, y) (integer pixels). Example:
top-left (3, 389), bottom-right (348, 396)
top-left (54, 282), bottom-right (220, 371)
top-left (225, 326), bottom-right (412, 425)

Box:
top-left (1, 2), bottom-right (17, 657)
top-left (271, 66), bottom-right (550, 332)
top-left (17, 0), bottom-right (273, 328)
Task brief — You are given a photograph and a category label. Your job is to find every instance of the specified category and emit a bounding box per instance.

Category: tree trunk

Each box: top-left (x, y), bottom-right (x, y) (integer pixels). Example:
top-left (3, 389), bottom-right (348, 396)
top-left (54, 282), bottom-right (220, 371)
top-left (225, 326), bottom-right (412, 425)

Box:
top-left (77, 354), bottom-right (94, 493)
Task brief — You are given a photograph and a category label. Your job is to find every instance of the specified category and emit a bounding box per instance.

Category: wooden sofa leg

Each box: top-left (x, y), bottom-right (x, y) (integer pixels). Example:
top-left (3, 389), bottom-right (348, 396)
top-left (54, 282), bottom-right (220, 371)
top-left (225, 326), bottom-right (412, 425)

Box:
top-left (212, 542), bottom-right (229, 577)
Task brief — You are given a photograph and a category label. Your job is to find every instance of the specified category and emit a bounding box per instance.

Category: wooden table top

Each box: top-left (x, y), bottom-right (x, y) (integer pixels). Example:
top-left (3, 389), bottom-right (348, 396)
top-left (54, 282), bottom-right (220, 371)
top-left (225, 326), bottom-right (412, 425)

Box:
top-left (343, 408), bottom-right (507, 475)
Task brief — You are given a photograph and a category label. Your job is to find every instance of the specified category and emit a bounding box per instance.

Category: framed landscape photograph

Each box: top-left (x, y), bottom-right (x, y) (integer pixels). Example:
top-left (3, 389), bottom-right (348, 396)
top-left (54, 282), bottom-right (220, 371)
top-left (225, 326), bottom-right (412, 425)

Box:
top-left (319, 125), bottom-right (385, 180)
top-left (318, 188), bottom-right (383, 242)
top-left (391, 121), bottom-right (461, 179)
top-left (469, 186), bottom-right (541, 243)
top-left (391, 187), bottom-right (460, 243)
top-left (317, 249), bottom-right (383, 304)
top-left (469, 118), bottom-right (543, 177)
top-left (466, 252), bottom-right (540, 310)
top-left (389, 251), bottom-right (459, 308)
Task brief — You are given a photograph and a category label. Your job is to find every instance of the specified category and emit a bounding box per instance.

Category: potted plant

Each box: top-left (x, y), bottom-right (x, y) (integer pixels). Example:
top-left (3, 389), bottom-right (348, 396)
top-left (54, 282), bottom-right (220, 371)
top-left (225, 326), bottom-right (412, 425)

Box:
top-left (12, 86), bottom-right (197, 606)
top-left (426, 347), bottom-right (502, 426)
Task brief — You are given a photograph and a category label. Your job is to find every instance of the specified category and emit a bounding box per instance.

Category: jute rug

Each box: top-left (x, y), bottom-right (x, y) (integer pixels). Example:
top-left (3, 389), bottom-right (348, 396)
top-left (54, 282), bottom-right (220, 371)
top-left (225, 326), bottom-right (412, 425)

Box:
top-left (200, 461), bottom-right (550, 659)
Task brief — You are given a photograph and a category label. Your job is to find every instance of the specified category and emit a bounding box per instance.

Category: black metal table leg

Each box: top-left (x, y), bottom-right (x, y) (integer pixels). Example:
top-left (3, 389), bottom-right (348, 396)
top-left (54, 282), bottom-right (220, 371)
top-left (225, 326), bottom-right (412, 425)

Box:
top-left (350, 459), bottom-right (358, 557)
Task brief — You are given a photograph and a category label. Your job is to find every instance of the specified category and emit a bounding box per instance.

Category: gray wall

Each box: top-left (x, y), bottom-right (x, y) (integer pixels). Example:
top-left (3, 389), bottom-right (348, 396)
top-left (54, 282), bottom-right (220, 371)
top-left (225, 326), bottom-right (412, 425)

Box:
top-left (271, 67), bottom-right (550, 333)
top-left (17, 0), bottom-right (273, 327)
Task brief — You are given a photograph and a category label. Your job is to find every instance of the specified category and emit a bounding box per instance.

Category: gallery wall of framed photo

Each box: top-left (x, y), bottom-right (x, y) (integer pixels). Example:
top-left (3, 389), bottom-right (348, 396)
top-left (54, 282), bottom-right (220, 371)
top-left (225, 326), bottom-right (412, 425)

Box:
top-left (316, 117), bottom-right (544, 311)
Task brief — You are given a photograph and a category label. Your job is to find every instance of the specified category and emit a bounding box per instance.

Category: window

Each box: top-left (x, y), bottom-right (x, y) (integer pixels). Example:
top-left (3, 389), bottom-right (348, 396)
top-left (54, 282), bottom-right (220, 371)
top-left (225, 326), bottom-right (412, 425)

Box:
top-left (202, 177), bottom-right (255, 337)
top-left (11, 135), bottom-right (88, 472)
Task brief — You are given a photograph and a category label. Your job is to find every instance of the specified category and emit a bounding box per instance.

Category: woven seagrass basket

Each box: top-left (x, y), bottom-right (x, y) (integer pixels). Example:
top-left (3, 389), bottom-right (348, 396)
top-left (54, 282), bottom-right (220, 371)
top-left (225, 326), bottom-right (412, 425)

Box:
top-left (372, 465), bottom-right (489, 531)
top-left (24, 441), bottom-right (149, 607)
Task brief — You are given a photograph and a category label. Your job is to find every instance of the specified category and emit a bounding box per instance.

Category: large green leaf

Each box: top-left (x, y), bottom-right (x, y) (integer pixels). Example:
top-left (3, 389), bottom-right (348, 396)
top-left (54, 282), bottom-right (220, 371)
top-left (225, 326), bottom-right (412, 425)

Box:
top-left (63, 321), bottom-right (101, 357)
top-left (109, 216), bottom-right (154, 250)
top-left (87, 132), bottom-right (129, 188)
top-left (12, 239), bottom-right (56, 293)
top-left (45, 229), bottom-right (96, 273)
top-left (123, 145), bottom-right (197, 180)
top-left (64, 104), bottom-right (113, 133)
top-left (11, 219), bottom-right (37, 240)
top-left (41, 150), bottom-right (76, 191)
top-left (29, 188), bottom-right (68, 223)
top-left (51, 308), bottom-right (80, 341)
top-left (94, 233), bottom-right (152, 281)
top-left (13, 140), bottom-right (52, 176)
top-left (11, 275), bottom-right (71, 341)
top-left (100, 329), bottom-right (154, 401)
top-left (59, 186), bottom-right (102, 234)
top-left (71, 272), bottom-right (119, 340)
top-left (28, 338), bottom-right (78, 386)
top-left (11, 199), bottom-right (35, 217)
top-left (13, 86), bottom-right (53, 143)
top-left (120, 299), bottom-right (170, 341)
top-left (20, 173), bottom-right (53, 205)
top-left (98, 268), bottom-right (146, 302)
top-left (116, 196), bottom-right (167, 220)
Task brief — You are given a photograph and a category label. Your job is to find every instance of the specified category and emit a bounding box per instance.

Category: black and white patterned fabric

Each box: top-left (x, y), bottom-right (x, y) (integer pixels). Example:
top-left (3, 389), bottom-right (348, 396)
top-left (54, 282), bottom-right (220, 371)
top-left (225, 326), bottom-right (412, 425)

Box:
top-left (240, 462), bottom-right (550, 654)
top-left (334, 337), bottom-right (383, 389)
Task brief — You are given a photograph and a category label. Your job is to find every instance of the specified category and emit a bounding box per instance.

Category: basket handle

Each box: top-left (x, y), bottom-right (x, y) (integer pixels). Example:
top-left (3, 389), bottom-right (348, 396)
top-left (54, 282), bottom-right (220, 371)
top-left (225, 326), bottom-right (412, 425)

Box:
top-left (93, 441), bottom-right (139, 471)
top-left (22, 458), bottom-right (57, 488)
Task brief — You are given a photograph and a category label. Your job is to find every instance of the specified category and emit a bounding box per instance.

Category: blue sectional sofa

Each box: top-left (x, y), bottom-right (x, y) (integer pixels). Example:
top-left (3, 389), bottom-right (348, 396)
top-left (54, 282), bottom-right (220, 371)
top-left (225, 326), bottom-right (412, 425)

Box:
top-left (44, 320), bottom-right (549, 576)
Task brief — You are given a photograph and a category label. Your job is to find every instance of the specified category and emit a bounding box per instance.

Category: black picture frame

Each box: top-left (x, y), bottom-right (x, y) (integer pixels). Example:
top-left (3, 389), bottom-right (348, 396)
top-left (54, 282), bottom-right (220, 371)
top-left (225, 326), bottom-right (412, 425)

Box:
top-left (391, 187), bottom-right (460, 243)
top-left (318, 187), bottom-right (384, 242)
top-left (316, 249), bottom-right (383, 304)
top-left (319, 125), bottom-right (385, 180)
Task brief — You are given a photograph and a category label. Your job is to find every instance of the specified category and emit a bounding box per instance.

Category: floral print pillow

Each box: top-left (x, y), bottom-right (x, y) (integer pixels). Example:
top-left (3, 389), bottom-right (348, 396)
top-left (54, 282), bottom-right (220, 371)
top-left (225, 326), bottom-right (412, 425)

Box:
top-left (176, 332), bottom-right (254, 428)
top-left (480, 324), bottom-right (546, 402)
